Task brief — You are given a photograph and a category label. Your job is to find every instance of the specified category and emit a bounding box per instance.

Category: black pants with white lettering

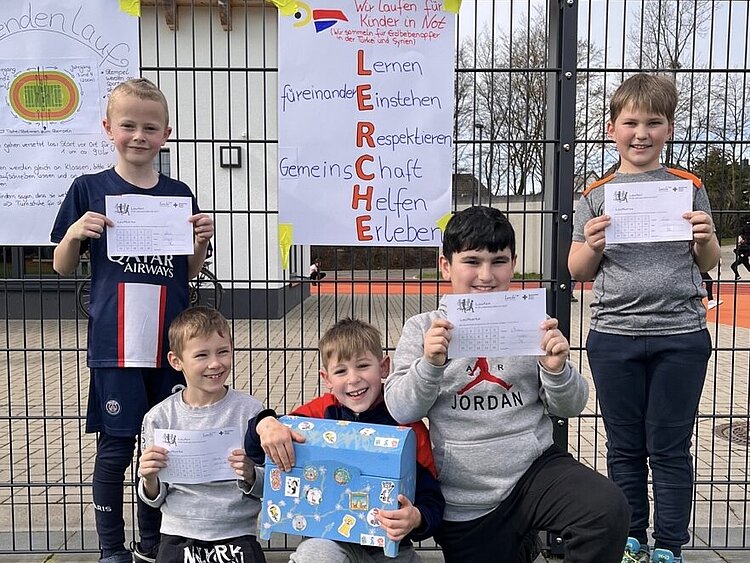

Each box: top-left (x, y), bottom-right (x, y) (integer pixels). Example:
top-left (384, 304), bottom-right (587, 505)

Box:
top-left (157, 533), bottom-right (266, 563)
top-left (435, 446), bottom-right (631, 563)
top-left (93, 433), bottom-right (161, 558)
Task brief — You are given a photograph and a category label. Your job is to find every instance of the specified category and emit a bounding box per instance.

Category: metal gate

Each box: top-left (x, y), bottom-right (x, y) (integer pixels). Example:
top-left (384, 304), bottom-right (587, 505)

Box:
top-left (1, 0), bottom-right (749, 556)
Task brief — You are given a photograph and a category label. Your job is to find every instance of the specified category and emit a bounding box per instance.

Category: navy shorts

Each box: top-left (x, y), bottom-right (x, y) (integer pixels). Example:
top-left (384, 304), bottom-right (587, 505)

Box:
top-left (86, 367), bottom-right (185, 436)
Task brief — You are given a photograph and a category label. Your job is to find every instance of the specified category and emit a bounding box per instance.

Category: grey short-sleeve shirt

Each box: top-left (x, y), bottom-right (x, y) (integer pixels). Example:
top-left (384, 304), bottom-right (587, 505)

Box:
top-left (572, 166), bottom-right (711, 335)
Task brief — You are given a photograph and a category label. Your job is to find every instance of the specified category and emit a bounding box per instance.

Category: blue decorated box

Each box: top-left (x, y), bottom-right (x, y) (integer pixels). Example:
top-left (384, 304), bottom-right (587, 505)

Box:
top-left (259, 415), bottom-right (416, 558)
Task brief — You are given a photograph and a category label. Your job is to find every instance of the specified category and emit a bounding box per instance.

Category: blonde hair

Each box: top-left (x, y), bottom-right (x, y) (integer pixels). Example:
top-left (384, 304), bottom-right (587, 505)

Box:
top-left (107, 78), bottom-right (169, 124)
top-left (610, 73), bottom-right (678, 123)
top-left (168, 306), bottom-right (231, 358)
top-left (319, 318), bottom-right (383, 368)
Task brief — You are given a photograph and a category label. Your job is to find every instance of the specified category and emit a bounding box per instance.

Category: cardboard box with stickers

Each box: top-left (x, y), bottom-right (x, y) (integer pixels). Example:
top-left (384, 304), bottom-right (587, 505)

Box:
top-left (259, 415), bottom-right (417, 558)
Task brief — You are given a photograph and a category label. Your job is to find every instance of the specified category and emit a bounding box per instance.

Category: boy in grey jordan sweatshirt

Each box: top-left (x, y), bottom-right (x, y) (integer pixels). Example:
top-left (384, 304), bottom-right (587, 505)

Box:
top-left (384, 206), bottom-right (629, 563)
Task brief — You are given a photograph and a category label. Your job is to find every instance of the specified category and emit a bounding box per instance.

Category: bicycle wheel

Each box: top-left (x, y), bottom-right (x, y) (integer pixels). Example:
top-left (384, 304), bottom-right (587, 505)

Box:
top-left (189, 268), bottom-right (223, 310)
top-left (76, 279), bottom-right (91, 318)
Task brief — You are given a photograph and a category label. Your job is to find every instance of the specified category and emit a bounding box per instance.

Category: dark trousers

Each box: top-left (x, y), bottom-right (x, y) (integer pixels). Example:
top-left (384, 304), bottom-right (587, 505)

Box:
top-left (157, 533), bottom-right (266, 563)
top-left (586, 329), bottom-right (710, 556)
top-left (730, 254), bottom-right (750, 277)
top-left (435, 446), bottom-right (630, 563)
top-left (700, 271), bottom-right (714, 301)
top-left (93, 433), bottom-right (161, 557)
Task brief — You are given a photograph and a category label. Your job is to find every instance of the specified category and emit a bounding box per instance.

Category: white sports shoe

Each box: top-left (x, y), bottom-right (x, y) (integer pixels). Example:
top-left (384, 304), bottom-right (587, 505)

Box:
top-left (707, 299), bottom-right (723, 310)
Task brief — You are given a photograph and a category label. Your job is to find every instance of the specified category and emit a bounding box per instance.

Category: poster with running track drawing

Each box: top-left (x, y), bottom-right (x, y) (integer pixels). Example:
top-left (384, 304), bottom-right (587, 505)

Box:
top-left (0, 1), bottom-right (139, 245)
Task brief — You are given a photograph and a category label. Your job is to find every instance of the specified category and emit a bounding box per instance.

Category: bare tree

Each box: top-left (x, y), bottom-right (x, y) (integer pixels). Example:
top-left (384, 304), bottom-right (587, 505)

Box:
top-left (626, 0), bottom-right (713, 165)
top-left (709, 73), bottom-right (750, 163)
top-left (456, 8), bottom-right (605, 195)
top-left (454, 41), bottom-right (477, 173)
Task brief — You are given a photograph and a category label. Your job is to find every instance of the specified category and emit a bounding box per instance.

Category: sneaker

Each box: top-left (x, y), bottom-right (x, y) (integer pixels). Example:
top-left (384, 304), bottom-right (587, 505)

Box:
top-left (131, 542), bottom-right (157, 563)
top-left (707, 299), bottom-right (717, 309)
top-left (622, 537), bottom-right (650, 563)
top-left (99, 551), bottom-right (131, 563)
top-left (651, 548), bottom-right (678, 563)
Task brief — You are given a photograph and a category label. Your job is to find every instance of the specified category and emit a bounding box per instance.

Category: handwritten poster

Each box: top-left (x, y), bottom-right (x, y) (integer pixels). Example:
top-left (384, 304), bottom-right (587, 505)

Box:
top-left (278, 0), bottom-right (455, 246)
top-left (0, 1), bottom-right (139, 245)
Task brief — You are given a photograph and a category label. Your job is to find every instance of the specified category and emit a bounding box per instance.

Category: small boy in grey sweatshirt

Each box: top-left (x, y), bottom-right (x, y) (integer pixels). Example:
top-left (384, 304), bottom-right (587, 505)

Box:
top-left (138, 307), bottom-right (266, 563)
top-left (384, 206), bottom-right (630, 563)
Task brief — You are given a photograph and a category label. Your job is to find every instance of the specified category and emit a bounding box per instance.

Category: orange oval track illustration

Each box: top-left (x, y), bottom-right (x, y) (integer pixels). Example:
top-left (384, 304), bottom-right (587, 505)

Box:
top-left (9, 70), bottom-right (80, 121)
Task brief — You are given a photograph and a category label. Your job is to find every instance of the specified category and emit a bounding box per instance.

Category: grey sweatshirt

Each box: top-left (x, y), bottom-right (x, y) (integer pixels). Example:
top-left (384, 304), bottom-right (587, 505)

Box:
top-left (384, 302), bottom-right (588, 522)
top-left (139, 388), bottom-right (264, 541)
top-left (572, 166), bottom-right (711, 335)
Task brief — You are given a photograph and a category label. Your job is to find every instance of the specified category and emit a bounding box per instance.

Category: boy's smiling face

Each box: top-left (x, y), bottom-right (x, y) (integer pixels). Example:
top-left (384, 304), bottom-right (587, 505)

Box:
top-left (168, 331), bottom-right (232, 407)
top-left (440, 247), bottom-right (516, 294)
top-left (607, 104), bottom-right (673, 173)
top-left (321, 351), bottom-right (390, 413)
top-left (103, 94), bottom-right (171, 172)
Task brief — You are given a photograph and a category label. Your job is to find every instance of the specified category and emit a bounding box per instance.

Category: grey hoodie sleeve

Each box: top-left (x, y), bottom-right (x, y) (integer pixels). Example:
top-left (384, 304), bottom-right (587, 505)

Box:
top-left (137, 412), bottom-right (168, 507)
top-left (138, 478), bottom-right (168, 508)
top-left (237, 466), bottom-right (264, 498)
top-left (385, 313), bottom-right (447, 424)
top-left (538, 361), bottom-right (589, 418)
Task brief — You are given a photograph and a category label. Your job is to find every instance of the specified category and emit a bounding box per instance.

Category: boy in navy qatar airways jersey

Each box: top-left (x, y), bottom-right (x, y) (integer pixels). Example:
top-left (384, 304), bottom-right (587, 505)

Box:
top-left (51, 78), bottom-right (214, 563)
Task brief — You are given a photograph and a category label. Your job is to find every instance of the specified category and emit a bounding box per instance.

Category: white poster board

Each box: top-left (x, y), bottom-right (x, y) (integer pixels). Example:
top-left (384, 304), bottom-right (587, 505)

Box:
top-left (278, 0), bottom-right (455, 246)
top-left (0, 1), bottom-right (140, 245)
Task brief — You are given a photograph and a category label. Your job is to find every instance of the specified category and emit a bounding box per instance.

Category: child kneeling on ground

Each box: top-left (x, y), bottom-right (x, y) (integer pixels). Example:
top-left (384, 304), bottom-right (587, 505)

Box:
top-left (245, 318), bottom-right (445, 563)
top-left (385, 206), bottom-right (631, 563)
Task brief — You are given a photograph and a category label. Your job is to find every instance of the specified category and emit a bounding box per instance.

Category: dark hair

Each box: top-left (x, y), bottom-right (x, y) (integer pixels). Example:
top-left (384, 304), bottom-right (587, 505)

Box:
top-left (442, 206), bottom-right (516, 261)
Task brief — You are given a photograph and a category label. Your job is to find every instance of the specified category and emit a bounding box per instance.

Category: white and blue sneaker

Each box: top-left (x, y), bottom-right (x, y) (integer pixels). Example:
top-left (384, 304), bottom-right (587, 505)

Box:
top-left (651, 548), bottom-right (684, 563)
top-left (622, 537), bottom-right (650, 563)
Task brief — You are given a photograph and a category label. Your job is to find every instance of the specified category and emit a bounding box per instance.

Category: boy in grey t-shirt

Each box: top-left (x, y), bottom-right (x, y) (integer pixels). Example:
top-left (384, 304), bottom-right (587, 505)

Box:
top-left (569, 73), bottom-right (720, 563)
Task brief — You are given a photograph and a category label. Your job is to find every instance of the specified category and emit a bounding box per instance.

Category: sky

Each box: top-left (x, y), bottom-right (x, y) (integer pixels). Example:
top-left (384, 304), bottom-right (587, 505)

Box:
top-left (455, 0), bottom-right (750, 70)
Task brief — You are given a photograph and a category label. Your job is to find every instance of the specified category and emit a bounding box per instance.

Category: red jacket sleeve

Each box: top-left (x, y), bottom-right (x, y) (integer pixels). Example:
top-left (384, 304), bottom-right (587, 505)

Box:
top-left (291, 394), bottom-right (338, 418)
top-left (407, 421), bottom-right (437, 478)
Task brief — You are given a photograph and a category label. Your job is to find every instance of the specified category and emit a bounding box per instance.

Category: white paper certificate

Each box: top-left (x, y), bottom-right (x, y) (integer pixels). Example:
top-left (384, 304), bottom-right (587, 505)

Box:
top-left (444, 288), bottom-right (547, 358)
top-left (105, 195), bottom-right (193, 257)
top-left (154, 427), bottom-right (241, 484)
top-left (604, 180), bottom-right (693, 244)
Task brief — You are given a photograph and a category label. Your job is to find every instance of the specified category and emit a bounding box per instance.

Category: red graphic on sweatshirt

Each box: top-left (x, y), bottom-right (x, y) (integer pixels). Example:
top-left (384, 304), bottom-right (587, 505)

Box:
top-left (458, 357), bottom-right (513, 395)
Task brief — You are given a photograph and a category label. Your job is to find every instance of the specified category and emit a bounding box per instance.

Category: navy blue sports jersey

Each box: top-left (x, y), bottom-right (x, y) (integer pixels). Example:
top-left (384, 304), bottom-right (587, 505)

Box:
top-left (51, 168), bottom-right (199, 368)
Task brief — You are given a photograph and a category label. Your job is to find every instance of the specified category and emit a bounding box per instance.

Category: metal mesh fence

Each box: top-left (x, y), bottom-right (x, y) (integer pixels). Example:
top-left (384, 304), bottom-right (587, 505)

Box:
top-left (1, 0), bottom-right (749, 555)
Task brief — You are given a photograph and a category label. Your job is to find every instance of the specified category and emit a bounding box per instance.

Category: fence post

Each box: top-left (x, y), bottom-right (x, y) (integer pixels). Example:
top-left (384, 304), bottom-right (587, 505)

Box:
top-left (543, 0), bottom-right (578, 555)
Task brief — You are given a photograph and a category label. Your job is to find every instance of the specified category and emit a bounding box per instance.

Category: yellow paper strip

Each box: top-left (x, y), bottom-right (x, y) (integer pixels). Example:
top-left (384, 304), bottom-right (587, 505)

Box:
top-left (444, 0), bottom-right (462, 14)
top-left (278, 223), bottom-right (293, 270)
top-left (269, 0), bottom-right (299, 17)
top-left (119, 0), bottom-right (141, 17)
top-left (436, 212), bottom-right (453, 232)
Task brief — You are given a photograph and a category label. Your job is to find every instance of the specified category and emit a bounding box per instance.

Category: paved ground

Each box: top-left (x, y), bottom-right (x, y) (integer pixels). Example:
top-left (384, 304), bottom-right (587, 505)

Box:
top-left (0, 246), bottom-right (748, 561)
top-left (4, 549), bottom-right (750, 562)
